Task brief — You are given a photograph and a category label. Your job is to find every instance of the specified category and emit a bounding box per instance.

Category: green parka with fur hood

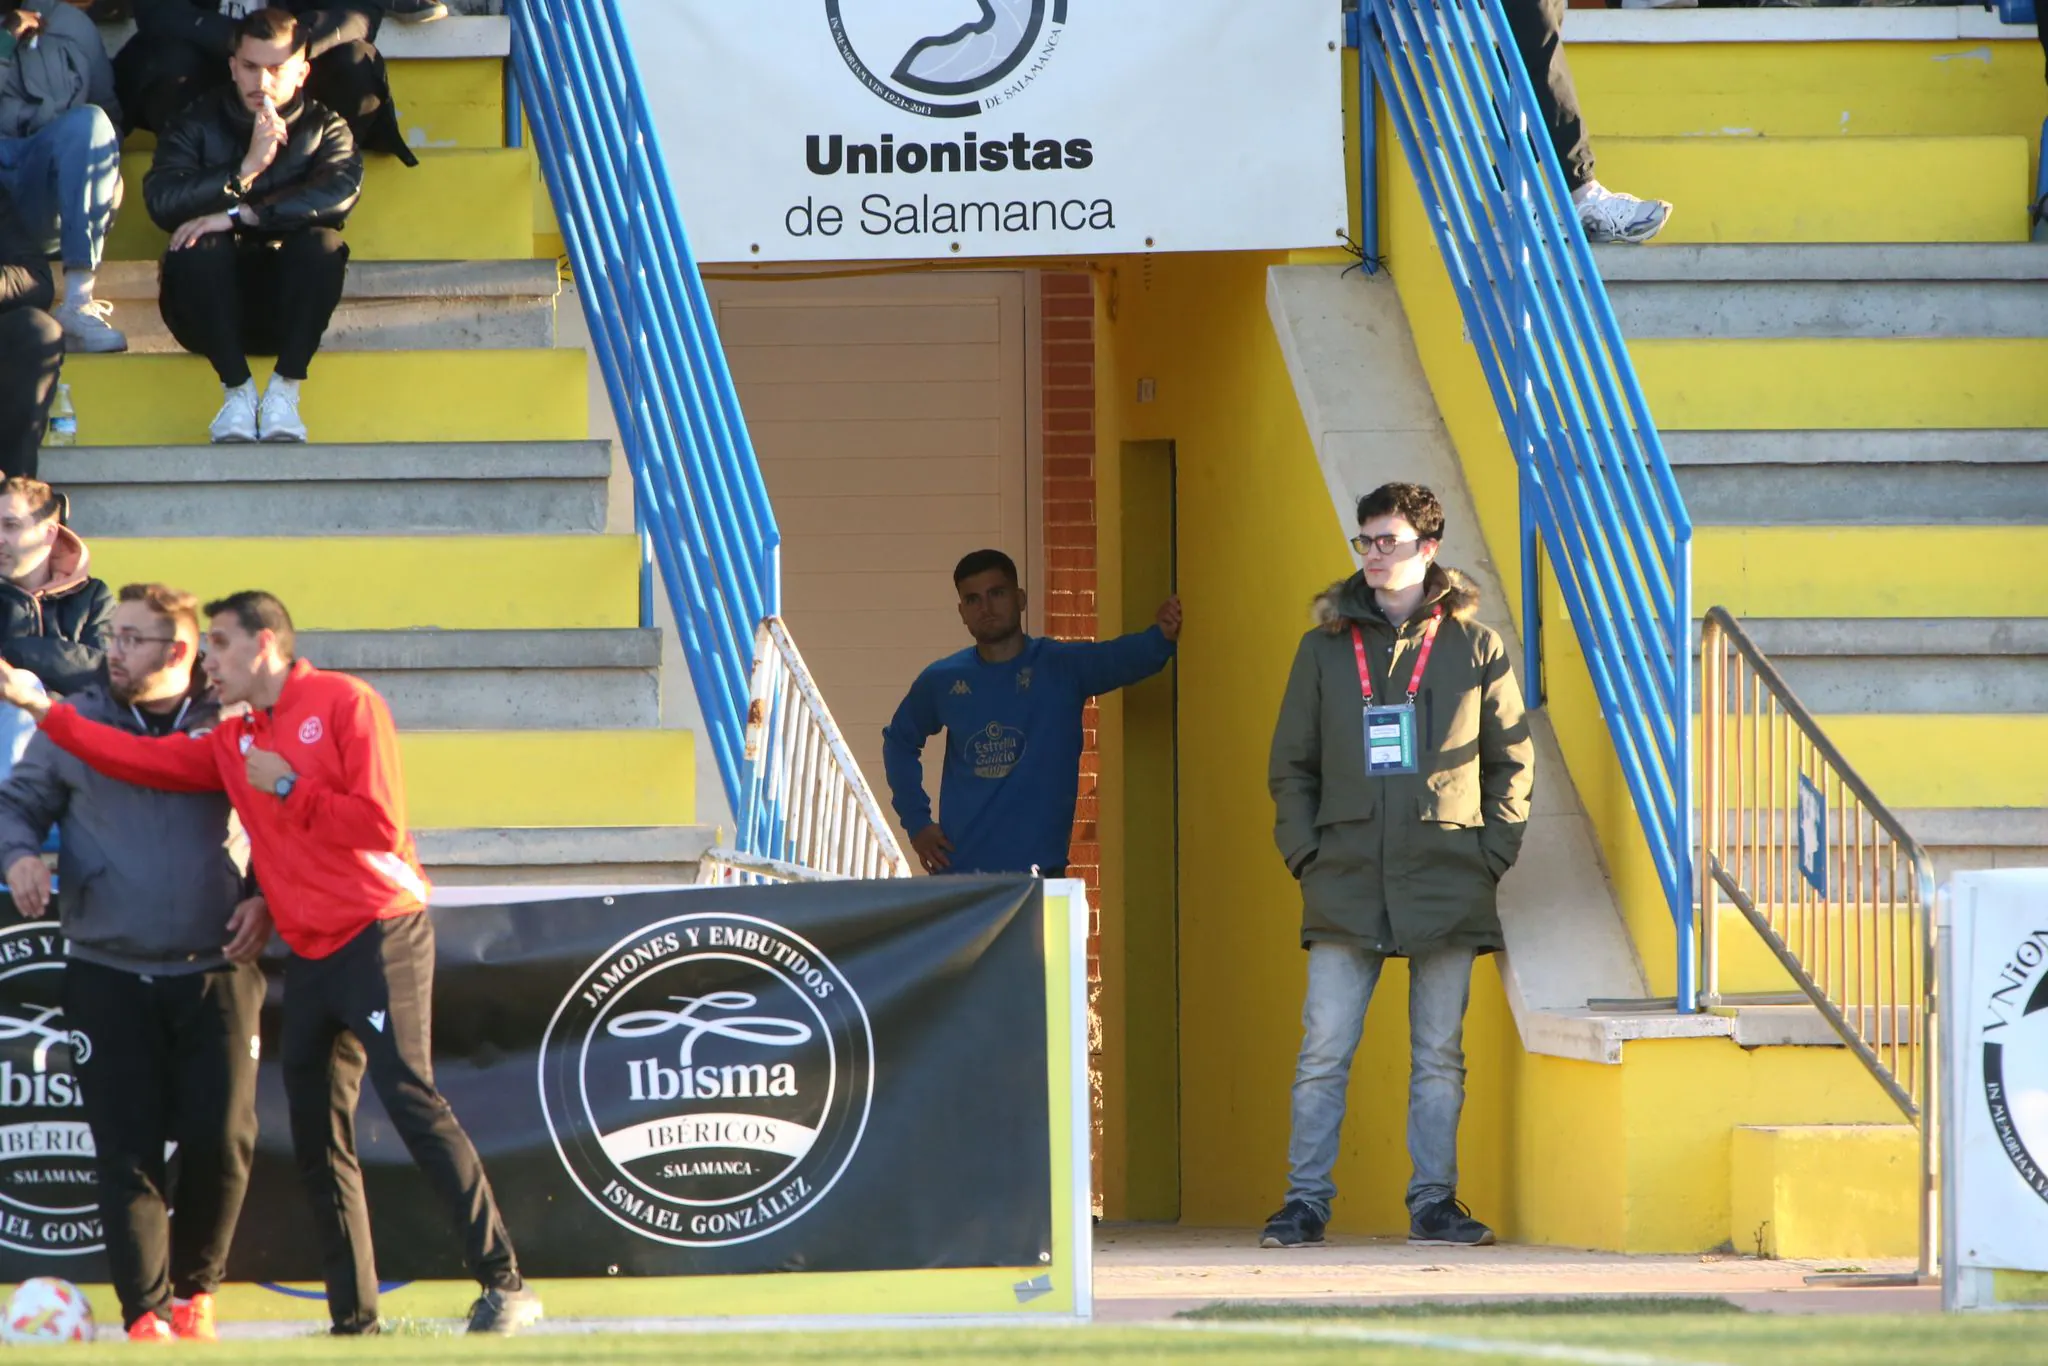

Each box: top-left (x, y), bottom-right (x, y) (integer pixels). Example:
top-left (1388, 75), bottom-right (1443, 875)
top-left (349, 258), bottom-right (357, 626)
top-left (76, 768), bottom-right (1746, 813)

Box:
top-left (1268, 564), bottom-right (1534, 956)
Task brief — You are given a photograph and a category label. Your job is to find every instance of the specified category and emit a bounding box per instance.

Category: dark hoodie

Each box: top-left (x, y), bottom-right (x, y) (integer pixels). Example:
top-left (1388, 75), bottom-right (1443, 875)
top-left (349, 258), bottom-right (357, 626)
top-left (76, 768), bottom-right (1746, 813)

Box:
top-left (1267, 563), bottom-right (1534, 957)
top-left (0, 524), bottom-right (114, 696)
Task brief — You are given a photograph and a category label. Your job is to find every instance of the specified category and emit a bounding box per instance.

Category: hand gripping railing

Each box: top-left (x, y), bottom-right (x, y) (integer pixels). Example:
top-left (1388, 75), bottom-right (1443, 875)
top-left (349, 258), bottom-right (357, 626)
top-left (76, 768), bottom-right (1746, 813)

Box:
top-left (1699, 608), bottom-right (1937, 1280)
top-left (1359, 0), bottom-right (1696, 1005)
top-left (507, 0), bottom-right (779, 809)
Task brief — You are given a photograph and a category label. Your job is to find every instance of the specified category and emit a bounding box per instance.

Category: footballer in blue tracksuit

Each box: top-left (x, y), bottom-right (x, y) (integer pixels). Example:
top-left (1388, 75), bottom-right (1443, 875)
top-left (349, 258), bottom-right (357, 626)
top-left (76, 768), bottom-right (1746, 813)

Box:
top-left (882, 548), bottom-right (1180, 876)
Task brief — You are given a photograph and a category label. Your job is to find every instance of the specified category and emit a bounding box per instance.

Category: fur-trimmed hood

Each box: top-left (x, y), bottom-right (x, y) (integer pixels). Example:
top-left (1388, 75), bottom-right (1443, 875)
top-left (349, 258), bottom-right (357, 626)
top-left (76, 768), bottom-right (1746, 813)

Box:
top-left (1311, 563), bottom-right (1481, 633)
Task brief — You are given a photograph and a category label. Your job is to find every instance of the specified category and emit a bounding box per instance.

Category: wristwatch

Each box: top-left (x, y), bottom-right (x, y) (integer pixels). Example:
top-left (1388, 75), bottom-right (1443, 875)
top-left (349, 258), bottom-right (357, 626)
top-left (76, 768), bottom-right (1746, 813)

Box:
top-left (274, 773), bottom-right (297, 801)
top-left (227, 205), bottom-right (245, 228)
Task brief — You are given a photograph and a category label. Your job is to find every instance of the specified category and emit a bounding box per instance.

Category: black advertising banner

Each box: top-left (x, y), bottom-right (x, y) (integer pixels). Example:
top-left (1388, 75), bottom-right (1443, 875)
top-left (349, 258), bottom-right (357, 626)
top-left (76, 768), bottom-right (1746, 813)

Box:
top-left (0, 876), bottom-right (1051, 1283)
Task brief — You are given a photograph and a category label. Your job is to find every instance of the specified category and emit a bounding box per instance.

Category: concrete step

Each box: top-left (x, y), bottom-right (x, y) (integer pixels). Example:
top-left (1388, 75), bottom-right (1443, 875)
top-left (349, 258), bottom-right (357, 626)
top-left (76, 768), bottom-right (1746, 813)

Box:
top-left (59, 350), bottom-right (586, 446)
top-left (1601, 244), bottom-right (2048, 340)
top-left (1673, 451), bottom-right (2048, 526)
top-left (1730, 1125), bottom-right (1918, 1260)
top-left (417, 826), bottom-right (716, 887)
top-left (1695, 525), bottom-right (2048, 618)
top-left (1697, 618), bottom-right (2048, 714)
top-left (109, 149), bottom-right (535, 263)
top-left (298, 629), bottom-right (660, 730)
top-left (83, 261), bottom-right (559, 353)
top-left (90, 535), bottom-right (638, 631)
top-left (48, 442), bottom-right (608, 536)
top-left (1594, 135), bottom-right (2028, 244)
top-left (1901, 807), bottom-right (2048, 875)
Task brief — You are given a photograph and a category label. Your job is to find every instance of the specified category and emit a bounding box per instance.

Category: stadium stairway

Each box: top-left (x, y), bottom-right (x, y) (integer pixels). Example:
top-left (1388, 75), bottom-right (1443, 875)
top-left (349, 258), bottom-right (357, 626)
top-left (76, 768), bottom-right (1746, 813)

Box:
top-left (43, 16), bottom-right (716, 886)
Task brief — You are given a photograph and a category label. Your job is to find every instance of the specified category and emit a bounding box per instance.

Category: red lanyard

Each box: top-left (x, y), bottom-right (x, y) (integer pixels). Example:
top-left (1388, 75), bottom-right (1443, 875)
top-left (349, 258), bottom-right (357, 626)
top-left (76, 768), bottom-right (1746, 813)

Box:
top-left (1350, 607), bottom-right (1443, 706)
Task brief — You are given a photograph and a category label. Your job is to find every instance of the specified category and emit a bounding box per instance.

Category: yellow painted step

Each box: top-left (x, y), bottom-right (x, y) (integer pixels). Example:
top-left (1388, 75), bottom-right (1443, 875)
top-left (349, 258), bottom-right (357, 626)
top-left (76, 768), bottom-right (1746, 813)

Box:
top-left (1729, 1125), bottom-right (1917, 1260)
top-left (1695, 526), bottom-right (2048, 618)
top-left (1816, 715), bottom-right (2048, 811)
top-left (393, 58), bottom-right (506, 151)
top-left (1594, 136), bottom-right (2028, 244)
top-left (108, 149), bottom-right (535, 262)
top-left (89, 537), bottom-right (639, 631)
top-left (1575, 41), bottom-right (2043, 148)
top-left (1636, 339), bottom-right (2048, 431)
top-left (405, 730), bottom-right (694, 828)
top-left (61, 350), bottom-right (585, 445)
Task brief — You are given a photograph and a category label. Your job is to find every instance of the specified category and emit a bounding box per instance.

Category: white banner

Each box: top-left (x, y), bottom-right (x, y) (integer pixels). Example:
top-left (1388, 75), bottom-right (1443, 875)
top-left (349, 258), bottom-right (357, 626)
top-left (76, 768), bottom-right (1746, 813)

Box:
top-left (617, 0), bottom-right (1349, 263)
top-left (1947, 870), bottom-right (2048, 1274)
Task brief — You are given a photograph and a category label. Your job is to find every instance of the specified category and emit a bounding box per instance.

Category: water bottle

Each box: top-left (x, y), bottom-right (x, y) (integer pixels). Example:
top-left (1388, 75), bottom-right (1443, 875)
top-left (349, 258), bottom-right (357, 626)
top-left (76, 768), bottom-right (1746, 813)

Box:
top-left (45, 384), bottom-right (76, 447)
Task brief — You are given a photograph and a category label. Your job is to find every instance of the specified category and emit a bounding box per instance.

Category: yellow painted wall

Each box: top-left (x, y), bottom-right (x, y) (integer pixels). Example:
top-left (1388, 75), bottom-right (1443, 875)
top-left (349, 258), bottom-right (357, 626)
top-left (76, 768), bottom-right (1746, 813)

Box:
top-left (1093, 251), bottom-right (1519, 1232)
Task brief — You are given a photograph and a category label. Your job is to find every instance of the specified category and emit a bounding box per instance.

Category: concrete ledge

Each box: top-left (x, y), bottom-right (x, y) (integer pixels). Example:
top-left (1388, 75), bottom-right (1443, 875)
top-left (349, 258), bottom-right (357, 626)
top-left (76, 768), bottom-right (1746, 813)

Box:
top-left (1565, 9), bottom-right (2037, 43)
top-left (1664, 430), bottom-right (2048, 467)
top-left (99, 16), bottom-right (509, 60)
top-left (416, 826), bottom-right (717, 866)
top-left (301, 628), bottom-right (659, 671)
top-left (47, 442), bottom-right (609, 485)
top-left (93, 260), bottom-right (558, 304)
top-left (1517, 1008), bottom-right (1733, 1066)
top-left (1902, 807), bottom-right (2048, 848)
top-left (1716, 618), bottom-right (2048, 658)
top-left (1600, 244), bottom-right (2048, 284)
top-left (1730, 1125), bottom-right (1918, 1261)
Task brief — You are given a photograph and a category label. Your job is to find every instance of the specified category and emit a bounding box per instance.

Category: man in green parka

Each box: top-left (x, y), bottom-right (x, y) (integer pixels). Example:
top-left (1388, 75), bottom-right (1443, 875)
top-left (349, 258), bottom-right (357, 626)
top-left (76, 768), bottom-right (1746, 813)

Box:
top-left (1261, 482), bottom-right (1533, 1250)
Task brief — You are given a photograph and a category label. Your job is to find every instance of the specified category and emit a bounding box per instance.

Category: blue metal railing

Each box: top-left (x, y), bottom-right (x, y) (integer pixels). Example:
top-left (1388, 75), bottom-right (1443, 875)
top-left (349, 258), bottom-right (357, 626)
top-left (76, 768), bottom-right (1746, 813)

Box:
top-left (506, 0), bottom-right (779, 815)
top-left (1354, 0), bottom-right (1698, 1007)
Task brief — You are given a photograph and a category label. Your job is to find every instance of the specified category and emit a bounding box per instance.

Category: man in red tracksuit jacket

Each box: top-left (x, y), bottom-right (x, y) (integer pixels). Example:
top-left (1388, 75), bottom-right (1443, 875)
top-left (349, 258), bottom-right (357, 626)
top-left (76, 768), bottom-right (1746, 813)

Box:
top-left (0, 590), bottom-right (540, 1338)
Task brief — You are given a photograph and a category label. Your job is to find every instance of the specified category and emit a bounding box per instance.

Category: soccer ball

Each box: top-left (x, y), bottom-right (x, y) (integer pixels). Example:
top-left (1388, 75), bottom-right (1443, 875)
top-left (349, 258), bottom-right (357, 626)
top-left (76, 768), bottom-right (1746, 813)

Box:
top-left (0, 1277), bottom-right (95, 1344)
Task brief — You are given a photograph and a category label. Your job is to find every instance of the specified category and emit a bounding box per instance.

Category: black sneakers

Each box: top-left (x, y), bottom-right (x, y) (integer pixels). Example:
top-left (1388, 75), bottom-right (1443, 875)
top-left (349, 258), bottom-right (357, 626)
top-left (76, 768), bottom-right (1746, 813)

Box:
top-left (1259, 1199), bottom-right (1327, 1249)
top-left (383, 0), bottom-right (449, 22)
top-left (1408, 1196), bottom-right (1496, 1247)
top-left (466, 1285), bottom-right (544, 1335)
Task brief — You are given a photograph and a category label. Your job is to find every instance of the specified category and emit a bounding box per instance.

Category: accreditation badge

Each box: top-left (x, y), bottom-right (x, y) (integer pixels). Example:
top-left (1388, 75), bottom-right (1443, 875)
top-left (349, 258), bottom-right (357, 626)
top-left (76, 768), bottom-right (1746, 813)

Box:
top-left (1364, 702), bottom-right (1418, 776)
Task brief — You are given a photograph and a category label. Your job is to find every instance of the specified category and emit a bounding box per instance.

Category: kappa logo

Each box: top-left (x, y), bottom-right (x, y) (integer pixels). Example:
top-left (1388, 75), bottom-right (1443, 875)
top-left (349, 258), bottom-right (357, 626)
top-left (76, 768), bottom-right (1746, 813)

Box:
top-left (0, 925), bottom-right (102, 1257)
top-left (539, 911), bottom-right (874, 1247)
top-left (951, 679), bottom-right (972, 696)
top-left (1016, 667), bottom-right (1032, 692)
top-left (1979, 928), bottom-right (2048, 1208)
top-left (367, 1011), bottom-right (386, 1034)
top-left (827, 1), bottom-right (1070, 119)
top-left (298, 716), bottom-right (324, 745)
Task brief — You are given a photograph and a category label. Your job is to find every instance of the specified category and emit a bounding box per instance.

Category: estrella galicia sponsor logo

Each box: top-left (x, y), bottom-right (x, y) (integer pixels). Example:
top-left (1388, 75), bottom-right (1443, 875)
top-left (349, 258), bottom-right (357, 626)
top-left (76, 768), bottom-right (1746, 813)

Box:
top-left (971, 721), bottom-right (1025, 780)
top-left (827, 0), bottom-right (1069, 118)
top-left (1980, 926), bottom-right (2048, 1206)
top-left (539, 912), bottom-right (874, 1247)
top-left (0, 925), bottom-right (100, 1256)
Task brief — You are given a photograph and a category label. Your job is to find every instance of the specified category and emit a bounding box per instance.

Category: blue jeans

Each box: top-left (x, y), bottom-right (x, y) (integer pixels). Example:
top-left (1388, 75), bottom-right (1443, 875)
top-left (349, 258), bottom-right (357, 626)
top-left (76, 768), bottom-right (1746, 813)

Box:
top-left (0, 105), bottom-right (123, 272)
top-left (1284, 941), bottom-right (1476, 1221)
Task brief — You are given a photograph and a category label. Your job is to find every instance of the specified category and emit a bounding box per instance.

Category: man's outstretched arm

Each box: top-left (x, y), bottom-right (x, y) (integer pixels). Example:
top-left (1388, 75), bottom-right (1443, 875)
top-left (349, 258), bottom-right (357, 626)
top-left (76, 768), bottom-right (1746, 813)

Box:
top-left (0, 660), bottom-right (223, 794)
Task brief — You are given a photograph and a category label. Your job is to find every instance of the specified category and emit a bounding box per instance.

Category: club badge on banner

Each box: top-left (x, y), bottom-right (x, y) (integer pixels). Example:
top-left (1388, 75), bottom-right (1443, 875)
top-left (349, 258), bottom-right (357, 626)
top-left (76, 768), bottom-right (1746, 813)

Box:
top-left (618, 0), bottom-right (1349, 262)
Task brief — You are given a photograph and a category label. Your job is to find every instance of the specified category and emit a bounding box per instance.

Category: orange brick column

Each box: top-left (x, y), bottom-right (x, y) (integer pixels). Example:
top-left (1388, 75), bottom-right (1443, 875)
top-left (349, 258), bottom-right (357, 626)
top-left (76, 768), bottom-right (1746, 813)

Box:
top-left (1040, 270), bottom-right (1103, 1209)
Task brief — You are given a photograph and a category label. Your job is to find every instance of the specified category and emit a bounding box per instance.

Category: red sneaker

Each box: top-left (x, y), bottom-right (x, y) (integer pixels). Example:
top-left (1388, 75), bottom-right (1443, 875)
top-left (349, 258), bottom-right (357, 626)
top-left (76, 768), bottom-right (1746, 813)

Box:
top-left (170, 1294), bottom-right (216, 1342)
top-left (127, 1314), bottom-right (172, 1342)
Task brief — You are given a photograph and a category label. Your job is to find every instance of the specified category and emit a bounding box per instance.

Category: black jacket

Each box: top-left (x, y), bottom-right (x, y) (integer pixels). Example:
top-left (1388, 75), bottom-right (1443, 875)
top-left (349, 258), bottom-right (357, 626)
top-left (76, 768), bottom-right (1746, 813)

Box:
top-left (144, 86), bottom-right (362, 236)
top-left (0, 182), bottom-right (53, 316)
top-left (0, 525), bottom-right (113, 697)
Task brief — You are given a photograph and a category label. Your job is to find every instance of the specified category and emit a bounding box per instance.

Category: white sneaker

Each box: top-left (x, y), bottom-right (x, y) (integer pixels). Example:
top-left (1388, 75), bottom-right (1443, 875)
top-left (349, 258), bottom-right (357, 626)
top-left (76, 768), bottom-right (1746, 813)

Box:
top-left (258, 379), bottom-right (308, 443)
top-left (210, 382), bottom-right (258, 443)
top-left (1576, 180), bottom-right (1673, 245)
top-left (52, 299), bottom-right (128, 354)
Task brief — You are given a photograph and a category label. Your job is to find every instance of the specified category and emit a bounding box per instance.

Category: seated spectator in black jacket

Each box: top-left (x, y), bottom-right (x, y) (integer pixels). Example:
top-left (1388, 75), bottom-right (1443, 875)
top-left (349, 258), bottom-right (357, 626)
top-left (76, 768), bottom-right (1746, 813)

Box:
top-left (0, 181), bottom-right (62, 480)
top-left (0, 475), bottom-right (112, 704)
top-left (144, 7), bottom-right (360, 443)
top-left (116, 0), bottom-right (440, 164)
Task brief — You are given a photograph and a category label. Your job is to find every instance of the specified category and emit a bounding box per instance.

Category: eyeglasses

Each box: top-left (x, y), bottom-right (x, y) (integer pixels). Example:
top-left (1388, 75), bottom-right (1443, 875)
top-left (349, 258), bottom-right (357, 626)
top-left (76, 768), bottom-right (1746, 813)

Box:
top-left (107, 631), bottom-right (177, 653)
top-left (1351, 533), bottom-right (1424, 557)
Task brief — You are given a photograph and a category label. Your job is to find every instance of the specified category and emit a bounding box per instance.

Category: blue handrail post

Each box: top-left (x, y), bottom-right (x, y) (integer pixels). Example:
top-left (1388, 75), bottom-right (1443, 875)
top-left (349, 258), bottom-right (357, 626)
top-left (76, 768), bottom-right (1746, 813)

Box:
top-left (1674, 545), bottom-right (1697, 1013)
top-left (1343, 4), bottom-right (1381, 275)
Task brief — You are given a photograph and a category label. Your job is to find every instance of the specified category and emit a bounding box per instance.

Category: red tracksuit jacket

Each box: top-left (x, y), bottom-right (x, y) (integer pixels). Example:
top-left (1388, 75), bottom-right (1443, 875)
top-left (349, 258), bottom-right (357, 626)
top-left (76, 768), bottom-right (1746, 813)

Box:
top-left (38, 658), bottom-right (431, 959)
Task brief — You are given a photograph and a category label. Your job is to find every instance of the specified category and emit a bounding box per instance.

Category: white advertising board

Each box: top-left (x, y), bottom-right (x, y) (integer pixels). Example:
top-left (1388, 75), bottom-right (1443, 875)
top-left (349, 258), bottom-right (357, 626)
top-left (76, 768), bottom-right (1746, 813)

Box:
top-left (616, 0), bottom-right (1349, 263)
top-left (1943, 869), bottom-right (2048, 1308)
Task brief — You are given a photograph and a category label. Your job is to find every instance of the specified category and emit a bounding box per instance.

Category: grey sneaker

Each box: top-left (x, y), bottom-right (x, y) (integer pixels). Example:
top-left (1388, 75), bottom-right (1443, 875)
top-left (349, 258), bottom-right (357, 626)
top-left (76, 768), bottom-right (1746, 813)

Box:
top-left (52, 299), bottom-right (127, 353)
top-left (209, 381), bottom-right (258, 443)
top-left (467, 1285), bottom-right (543, 1335)
top-left (257, 379), bottom-right (308, 443)
top-left (1409, 1196), bottom-right (1496, 1247)
top-left (1259, 1199), bottom-right (1327, 1249)
top-left (1576, 180), bottom-right (1673, 245)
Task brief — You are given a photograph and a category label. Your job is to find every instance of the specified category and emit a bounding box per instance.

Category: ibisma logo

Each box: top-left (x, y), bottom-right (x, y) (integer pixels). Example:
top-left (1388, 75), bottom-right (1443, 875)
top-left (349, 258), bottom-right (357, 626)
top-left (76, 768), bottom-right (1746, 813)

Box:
top-left (539, 912), bottom-right (874, 1247)
top-left (828, 0), bottom-right (1070, 118)
top-left (0, 925), bottom-right (100, 1257)
top-left (1980, 926), bottom-right (2048, 1207)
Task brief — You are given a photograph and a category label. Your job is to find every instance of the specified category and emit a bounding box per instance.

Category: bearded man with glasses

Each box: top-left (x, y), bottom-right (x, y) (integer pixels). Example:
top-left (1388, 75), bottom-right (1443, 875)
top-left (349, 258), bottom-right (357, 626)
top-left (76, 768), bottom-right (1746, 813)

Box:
top-left (0, 581), bottom-right (271, 1342)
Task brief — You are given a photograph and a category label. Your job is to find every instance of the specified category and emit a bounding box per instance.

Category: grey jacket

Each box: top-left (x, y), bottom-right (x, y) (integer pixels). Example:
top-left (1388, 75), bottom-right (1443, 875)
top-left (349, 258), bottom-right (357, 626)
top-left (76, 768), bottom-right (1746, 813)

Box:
top-left (0, 683), bottom-right (245, 975)
top-left (0, 0), bottom-right (120, 138)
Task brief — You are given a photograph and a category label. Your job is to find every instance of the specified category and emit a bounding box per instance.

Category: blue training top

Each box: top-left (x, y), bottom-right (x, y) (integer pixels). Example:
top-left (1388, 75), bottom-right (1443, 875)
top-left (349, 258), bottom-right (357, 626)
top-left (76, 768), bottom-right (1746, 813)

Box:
top-left (881, 628), bottom-right (1175, 875)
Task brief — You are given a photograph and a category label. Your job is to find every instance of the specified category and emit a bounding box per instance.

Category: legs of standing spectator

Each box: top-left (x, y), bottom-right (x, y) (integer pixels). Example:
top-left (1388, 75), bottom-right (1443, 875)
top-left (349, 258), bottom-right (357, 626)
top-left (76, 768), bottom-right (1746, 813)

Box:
top-left (281, 915), bottom-right (527, 1336)
top-left (1499, 0), bottom-right (1670, 243)
top-left (0, 107), bottom-right (128, 351)
top-left (1283, 942), bottom-right (1385, 1221)
top-left (1403, 946), bottom-right (1476, 1215)
top-left (63, 961), bottom-right (264, 1332)
top-left (0, 308), bottom-right (62, 478)
top-left (158, 229), bottom-right (348, 442)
